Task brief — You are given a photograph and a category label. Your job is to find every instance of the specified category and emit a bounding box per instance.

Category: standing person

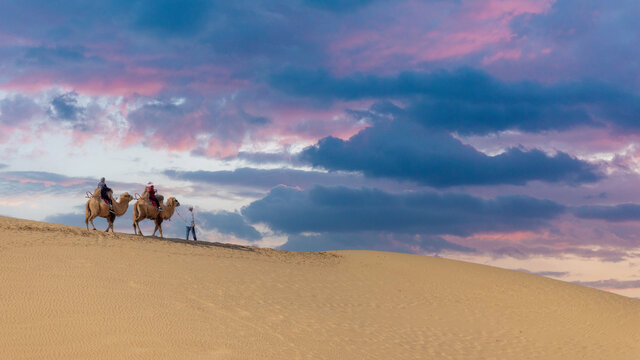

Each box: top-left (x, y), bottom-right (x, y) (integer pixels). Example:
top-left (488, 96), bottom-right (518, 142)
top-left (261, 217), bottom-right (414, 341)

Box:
top-left (186, 206), bottom-right (197, 241)
top-left (97, 177), bottom-right (114, 212)
top-left (145, 182), bottom-right (162, 210)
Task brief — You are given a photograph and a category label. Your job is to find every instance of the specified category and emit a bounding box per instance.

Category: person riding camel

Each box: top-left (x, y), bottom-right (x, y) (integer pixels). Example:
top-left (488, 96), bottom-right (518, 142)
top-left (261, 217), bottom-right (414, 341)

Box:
top-left (145, 182), bottom-right (162, 211)
top-left (97, 177), bottom-right (114, 212)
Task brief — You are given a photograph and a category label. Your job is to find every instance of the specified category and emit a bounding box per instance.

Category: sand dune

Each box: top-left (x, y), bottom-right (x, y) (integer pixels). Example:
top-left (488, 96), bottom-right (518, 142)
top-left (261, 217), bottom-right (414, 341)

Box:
top-left (0, 216), bottom-right (639, 359)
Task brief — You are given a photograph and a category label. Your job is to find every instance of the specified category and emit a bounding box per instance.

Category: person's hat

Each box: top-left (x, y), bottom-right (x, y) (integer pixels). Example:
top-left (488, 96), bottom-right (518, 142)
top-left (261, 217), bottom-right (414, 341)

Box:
top-left (147, 181), bottom-right (153, 186)
top-left (189, 206), bottom-right (193, 210)
top-left (100, 177), bottom-right (105, 181)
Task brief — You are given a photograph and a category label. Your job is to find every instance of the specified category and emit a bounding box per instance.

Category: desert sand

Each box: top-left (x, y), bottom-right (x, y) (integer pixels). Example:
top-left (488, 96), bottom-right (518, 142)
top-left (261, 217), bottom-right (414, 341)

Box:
top-left (0, 216), bottom-right (639, 359)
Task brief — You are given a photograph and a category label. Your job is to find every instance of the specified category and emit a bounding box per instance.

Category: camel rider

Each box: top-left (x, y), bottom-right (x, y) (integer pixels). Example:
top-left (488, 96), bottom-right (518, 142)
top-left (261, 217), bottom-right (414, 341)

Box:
top-left (98, 177), bottom-right (113, 211)
top-left (145, 182), bottom-right (162, 211)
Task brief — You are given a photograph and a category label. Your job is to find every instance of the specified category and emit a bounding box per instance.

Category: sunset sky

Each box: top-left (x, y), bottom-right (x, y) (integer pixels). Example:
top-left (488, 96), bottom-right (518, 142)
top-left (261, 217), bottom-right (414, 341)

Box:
top-left (2, 0), bottom-right (640, 296)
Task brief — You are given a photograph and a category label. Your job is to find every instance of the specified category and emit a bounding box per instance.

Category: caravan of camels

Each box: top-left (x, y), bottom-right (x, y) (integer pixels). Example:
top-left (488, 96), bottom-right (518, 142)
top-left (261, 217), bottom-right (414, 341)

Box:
top-left (84, 178), bottom-right (180, 237)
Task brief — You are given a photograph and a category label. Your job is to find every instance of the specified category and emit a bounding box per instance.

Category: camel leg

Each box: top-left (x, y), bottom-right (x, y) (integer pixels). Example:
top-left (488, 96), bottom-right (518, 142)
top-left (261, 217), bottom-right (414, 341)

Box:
top-left (106, 214), bottom-right (115, 232)
top-left (133, 218), bottom-right (144, 236)
top-left (133, 205), bottom-right (143, 236)
top-left (152, 223), bottom-right (158, 237)
top-left (158, 224), bottom-right (163, 238)
top-left (85, 202), bottom-right (91, 231)
top-left (89, 215), bottom-right (98, 231)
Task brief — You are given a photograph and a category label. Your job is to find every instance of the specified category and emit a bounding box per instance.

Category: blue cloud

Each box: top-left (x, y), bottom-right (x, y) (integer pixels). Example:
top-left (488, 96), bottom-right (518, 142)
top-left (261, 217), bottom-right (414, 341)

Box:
top-left (20, 46), bottom-right (91, 67)
top-left (303, 0), bottom-right (379, 12)
top-left (198, 210), bottom-right (261, 240)
top-left (572, 204), bottom-right (640, 222)
top-left (300, 120), bottom-right (601, 187)
top-left (270, 67), bottom-right (640, 135)
top-left (48, 92), bottom-right (84, 122)
top-left (242, 185), bottom-right (565, 236)
top-left (131, 0), bottom-right (212, 36)
top-left (509, 0), bottom-right (640, 88)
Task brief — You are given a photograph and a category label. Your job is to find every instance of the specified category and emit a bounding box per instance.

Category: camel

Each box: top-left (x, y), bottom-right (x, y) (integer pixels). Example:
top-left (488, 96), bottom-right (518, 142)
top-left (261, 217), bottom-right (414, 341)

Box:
top-left (85, 188), bottom-right (133, 232)
top-left (132, 195), bottom-right (180, 237)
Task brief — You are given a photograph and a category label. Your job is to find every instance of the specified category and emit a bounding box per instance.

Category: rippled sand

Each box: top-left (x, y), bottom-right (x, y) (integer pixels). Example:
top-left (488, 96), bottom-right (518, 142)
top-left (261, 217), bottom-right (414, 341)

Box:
top-left (1, 216), bottom-right (639, 359)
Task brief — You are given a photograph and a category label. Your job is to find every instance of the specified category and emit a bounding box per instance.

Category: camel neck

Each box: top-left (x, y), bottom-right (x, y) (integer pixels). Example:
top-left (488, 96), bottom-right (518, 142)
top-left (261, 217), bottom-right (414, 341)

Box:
top-left (160, 204), bottom-right (176, 219)
top-left (112, 197), bottom-right (130, 216)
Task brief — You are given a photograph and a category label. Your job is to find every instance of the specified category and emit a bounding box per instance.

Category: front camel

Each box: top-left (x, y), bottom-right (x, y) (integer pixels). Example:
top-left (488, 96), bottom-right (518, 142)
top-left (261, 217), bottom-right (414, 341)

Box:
top-left (132, 196), bottom-right (180, 237)
top-left (85, 189), bottom-right (133, 232)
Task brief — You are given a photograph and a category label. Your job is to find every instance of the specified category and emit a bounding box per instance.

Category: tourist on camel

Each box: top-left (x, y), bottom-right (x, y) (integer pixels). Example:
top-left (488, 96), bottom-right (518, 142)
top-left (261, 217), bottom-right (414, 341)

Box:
top-left (97, 177), bottom-right (114, 212)
top-left (145, 182), bottom-right (162, 211)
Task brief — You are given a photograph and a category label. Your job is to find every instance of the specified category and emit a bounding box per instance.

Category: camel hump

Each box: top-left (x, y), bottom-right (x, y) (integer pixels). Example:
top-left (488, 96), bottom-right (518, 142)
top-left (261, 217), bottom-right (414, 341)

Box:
top-left (156, 194), bottom-right (165, 204)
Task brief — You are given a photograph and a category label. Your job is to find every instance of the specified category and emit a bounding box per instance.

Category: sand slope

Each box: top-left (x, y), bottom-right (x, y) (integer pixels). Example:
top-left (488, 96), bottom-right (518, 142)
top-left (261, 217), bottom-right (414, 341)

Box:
top-left (0, 216), bottom-right (639, 359)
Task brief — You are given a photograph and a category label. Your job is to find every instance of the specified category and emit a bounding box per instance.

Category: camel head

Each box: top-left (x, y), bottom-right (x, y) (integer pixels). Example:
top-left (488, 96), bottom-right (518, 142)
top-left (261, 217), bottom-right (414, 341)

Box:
top-left (120, 192), bottom-right (133, 203)
top-left (166, 197), bottom-right (180, 208)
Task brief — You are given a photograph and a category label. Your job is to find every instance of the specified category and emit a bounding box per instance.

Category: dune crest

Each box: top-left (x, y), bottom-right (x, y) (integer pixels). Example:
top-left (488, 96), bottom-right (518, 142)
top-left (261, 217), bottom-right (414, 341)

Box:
top-left (0, 216), bottom-right (639, 359)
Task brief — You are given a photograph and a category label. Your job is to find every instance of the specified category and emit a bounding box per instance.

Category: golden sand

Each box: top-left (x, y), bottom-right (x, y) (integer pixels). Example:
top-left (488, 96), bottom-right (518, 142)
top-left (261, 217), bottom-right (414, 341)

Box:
top-left (0, 216), bottom-right (639, 359)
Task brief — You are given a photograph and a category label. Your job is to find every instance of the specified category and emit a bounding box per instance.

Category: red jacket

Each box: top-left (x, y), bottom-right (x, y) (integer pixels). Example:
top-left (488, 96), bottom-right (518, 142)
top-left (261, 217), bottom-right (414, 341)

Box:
top-left (146, 186), bottom-right (156, 197)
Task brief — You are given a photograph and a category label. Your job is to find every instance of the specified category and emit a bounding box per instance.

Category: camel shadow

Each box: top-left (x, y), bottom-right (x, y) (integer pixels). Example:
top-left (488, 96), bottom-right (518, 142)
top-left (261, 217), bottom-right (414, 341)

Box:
top-left (147, 235), bottom-right (256, 252)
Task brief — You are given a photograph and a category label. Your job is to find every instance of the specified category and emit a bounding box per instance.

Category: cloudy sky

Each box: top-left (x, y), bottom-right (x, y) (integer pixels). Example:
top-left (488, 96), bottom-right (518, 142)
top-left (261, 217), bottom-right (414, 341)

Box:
top-left (2, 0), bottom-right (640, 296)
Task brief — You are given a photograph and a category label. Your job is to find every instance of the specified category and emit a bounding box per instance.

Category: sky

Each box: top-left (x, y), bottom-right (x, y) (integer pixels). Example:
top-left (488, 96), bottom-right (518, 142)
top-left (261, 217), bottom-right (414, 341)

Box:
top-left (2, 0), bottom-right (640, 296)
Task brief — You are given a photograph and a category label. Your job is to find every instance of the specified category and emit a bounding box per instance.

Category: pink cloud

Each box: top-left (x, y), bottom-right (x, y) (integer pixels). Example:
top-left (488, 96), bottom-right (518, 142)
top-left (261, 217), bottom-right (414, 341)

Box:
top-left (0, 72), bottom-right (163, 97)
top-left (482, 49), bottom-right (523, 64)
top-left (464, 0), bottom-right (554, 21)
top-left (327, 0), bottom-right (553, 73)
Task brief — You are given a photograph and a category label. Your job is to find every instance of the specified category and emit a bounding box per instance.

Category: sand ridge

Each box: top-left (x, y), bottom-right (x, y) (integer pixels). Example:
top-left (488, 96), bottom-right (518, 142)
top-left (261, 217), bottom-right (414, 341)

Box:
top-left (0, 216), bottom-right (639, 359)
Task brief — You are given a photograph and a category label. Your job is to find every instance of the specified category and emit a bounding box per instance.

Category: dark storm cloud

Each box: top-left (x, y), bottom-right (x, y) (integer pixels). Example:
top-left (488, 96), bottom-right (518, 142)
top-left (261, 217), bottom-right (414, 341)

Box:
top-left (300, 120), bottom-right (601, 187)
top-left (270, 67), bottom-right (640, 135)
top-left (242, 185), bottom-right (566, 236)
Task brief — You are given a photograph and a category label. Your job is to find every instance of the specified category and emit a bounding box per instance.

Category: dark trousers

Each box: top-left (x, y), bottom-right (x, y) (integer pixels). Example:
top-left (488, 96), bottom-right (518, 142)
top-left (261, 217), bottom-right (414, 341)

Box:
top-left (101, 187), bottom-right (112, 205)
top-left (186, 226), bottom-right (197, 241)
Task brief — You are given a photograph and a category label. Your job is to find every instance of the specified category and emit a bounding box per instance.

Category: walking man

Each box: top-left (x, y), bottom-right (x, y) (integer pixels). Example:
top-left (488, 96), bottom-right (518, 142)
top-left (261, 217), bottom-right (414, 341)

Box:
top-left (186, 206), bottom-right (197, 241)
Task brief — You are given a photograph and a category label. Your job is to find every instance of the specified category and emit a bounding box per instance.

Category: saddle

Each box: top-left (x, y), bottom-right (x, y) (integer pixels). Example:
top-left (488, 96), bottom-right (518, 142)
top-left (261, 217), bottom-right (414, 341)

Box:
top-left (140, 190), bottom-right (164, 207)
top-left (90, 187), bottom-right (113, 205)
